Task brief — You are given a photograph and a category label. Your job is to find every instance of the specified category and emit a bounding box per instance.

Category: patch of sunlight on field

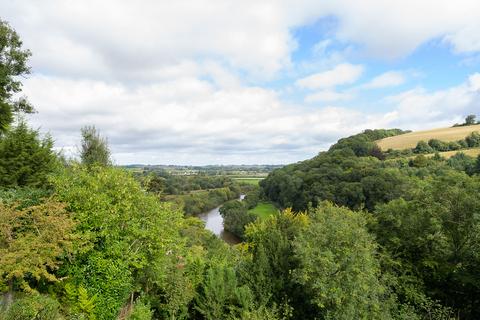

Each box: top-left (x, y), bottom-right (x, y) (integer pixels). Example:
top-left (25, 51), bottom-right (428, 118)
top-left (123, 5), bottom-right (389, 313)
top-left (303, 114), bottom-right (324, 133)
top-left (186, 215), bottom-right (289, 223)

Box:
top-left (377, 124), bottom-right (480, 150)
top-left (249, 202), bottom-right (278, 219)
top-left (233, 177), bottom-right (263, 185)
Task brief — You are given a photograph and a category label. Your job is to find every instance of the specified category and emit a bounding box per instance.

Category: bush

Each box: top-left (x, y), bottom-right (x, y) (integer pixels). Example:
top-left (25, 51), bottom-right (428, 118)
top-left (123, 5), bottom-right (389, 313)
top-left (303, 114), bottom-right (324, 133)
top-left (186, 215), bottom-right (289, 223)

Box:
top-left (127, 299), bottom-right (153, 320)
top-left (52, 165), bottom-right (184, 320)
top-left (1, 294), bottom-right (61, 320)
top-left (466, 132), bottom-right (480, 148)
top-left (428, 139), bottom-right (449, 151)
top-left (220, 200), bottom-right (256, 238)
top-left (0, 121), bottom-right (57, 188)
top-left (414, 141), bottom-right (433, 154)
top-left (409, 155), bottom-right (429, 167)
top-left (447, 141), bottom-right (461, 150)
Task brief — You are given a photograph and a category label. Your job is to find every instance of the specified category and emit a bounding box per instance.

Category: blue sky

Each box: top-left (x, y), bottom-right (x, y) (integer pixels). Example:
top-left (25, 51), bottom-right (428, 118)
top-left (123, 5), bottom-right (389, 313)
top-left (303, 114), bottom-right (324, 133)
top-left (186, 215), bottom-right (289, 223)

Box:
top-left (2, 1), bottom-right (480, 164)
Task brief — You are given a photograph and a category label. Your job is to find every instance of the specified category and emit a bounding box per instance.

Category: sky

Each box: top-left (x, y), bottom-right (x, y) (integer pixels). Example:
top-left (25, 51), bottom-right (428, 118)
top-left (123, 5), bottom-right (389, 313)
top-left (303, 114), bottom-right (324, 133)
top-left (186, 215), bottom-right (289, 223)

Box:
top-left (2, 0), bottom-right (480, 165)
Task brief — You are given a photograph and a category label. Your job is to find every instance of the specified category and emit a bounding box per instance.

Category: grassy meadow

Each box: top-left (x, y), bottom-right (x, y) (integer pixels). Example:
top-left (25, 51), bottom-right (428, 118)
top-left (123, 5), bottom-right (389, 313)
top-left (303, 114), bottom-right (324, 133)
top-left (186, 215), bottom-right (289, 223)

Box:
top-left (233, 177), bottom-right (264, 185)
top-left (249, 202), bottom-right (278, 219)
top-left (377, 124), bottom-right (480, 150)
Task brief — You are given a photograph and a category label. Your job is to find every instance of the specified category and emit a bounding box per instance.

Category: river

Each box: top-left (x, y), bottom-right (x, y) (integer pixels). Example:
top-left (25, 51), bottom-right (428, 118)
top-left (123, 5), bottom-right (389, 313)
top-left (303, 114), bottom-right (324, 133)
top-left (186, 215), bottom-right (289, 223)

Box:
top-left (197, 195), bottom-right (244, 245)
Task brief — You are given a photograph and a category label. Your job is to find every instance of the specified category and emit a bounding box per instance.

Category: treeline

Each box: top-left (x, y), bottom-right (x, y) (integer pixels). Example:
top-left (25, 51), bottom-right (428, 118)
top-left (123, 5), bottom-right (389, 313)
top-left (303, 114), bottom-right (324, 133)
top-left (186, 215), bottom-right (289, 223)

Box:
top-left (261, 128), bottom-right (480, 319)
top-left (167, 187), bottom-right (240, 216)
top-left (413, 131), bottom-right (480, 154)
top-left (145, 171), bottom-right (237, 195)
top-left (453, 114), bottom-right (479, 127)
top-left (141, 171), bottom-right (242, 215)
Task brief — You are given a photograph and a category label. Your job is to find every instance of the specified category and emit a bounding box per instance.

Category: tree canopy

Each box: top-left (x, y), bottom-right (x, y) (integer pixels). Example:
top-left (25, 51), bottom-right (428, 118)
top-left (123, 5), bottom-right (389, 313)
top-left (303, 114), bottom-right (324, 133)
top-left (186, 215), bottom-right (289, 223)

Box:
top-left (0, 19), bottom-right (33, 135)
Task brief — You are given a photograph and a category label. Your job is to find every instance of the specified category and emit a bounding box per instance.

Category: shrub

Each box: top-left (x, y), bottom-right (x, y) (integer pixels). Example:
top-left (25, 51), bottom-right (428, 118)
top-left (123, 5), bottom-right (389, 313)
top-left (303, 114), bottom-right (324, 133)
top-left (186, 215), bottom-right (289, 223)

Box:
top-left (0, 121), bottom-right (57, 188)
top-left (428, 139), bottom-right (449, 152)
top-left (414, 141), bottom-right (433, 154)
top-left (1, 294), bottom-right (61, 320)
top-left (127, 299), bottom-right (153, 320)
top-left (466, 132), bottom-right (480, 148)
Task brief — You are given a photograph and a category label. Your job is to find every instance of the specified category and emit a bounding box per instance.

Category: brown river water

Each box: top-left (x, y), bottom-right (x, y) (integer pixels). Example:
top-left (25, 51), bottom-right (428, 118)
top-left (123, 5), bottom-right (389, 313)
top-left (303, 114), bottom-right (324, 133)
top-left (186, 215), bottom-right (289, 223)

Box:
top-left (197, 195), bottom-right (245, 245)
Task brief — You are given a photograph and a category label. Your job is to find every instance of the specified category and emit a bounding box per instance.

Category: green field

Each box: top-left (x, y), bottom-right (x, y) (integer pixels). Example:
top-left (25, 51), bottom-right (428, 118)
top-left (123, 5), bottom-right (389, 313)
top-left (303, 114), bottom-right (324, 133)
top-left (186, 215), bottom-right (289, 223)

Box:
top-left (233, 177), bottom-right (264, 185)
top-left (249, 202), bottom-right (278, 219)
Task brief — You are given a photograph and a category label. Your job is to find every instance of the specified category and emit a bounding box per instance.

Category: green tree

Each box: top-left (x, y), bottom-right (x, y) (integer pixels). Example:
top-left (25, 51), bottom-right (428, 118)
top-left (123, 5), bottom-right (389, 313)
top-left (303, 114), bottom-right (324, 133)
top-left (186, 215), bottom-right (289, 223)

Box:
top-left (0, 20), bottom-right (33, 135)
top-left (428, 139), bottom-right (449, 152)
top-left (80, 125), bottom-right (111, 166)
top-left (374, 171), bottom-right (480, 319)
top-left (465, 114), bottom-right (477, 125)
top-left (0, 200), bottom-right (76, 302)
top-left (1, 294), bottom-right (62, 320)
top-left (220, 200), bottom-right (256, 238)
top-left (465, 131), bottom-right (480, 148)
top-left (242, 209), bottom-right (309, 317)
top-left (52, 165), bottom-right (184, 319)
top-left (0, 121), bottom-right (57, 188)
top-left (195, 265), bottom-right (255, 320)
top-left (414, 141), bottom-right (434, 154)
top-left (293, 203), bottom-right (390, 319)
top-left (409, 155), bottom-right (429, 167)
top-left (475, 155), bottom-right (480, 174)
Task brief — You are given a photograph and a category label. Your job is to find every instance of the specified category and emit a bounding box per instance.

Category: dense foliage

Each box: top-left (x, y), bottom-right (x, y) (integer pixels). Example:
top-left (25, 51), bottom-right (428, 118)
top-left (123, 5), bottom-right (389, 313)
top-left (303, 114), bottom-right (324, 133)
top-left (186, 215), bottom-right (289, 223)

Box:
top-left (410, 131), bottom-right (480, 154)
top-left (261, 131), bottom-right (412, 212)
top-left (0, 121), bottom-right (57, 188)
top-left (261, 128), bottom-right (480, 318)
top-left (219, 188), bottom-right (272, 239)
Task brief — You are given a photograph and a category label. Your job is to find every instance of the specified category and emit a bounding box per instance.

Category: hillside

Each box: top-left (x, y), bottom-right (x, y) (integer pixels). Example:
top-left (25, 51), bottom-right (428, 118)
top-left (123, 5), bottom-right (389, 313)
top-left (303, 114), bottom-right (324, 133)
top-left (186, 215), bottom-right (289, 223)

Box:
top-left (376, 124), bottom-right (480, 150)
top-left (260, 128), bottom-right (480, 318)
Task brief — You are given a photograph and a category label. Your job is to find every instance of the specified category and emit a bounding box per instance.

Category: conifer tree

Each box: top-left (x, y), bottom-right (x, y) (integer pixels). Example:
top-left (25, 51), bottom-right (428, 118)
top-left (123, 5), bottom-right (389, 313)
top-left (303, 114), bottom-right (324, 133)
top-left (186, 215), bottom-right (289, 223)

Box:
top-left (0, 121), bottom-right (56, 188)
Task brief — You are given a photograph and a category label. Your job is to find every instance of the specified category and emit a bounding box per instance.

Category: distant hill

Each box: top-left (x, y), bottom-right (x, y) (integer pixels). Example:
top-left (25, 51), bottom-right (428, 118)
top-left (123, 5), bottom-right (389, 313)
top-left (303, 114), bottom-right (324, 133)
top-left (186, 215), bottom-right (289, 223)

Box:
top-left (376, 124), bottom-right (480, 150)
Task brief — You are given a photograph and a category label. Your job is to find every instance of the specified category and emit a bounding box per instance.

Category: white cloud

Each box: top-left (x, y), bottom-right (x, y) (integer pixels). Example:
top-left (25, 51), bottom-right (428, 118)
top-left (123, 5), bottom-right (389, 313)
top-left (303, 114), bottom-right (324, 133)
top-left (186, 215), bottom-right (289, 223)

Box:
top-left (305, 90), bottom-right (352, 102)
top-left (23, 72), bottom-right (480, 164)
top-left (24, 74), bottom-right (373, 164)
top-left (362, 71), bottom-right (405, 89)
top-left (328, 0), bottom-right (480, 58)
top-left (3, 1), bottom-right (480, 164)
top-left (2, 0), bottom-right (480, 83)
top-left (383, 73), bottom-right (480, 129)
top-left (1, 0), bottom-right (324, 80)
top-left (296, 63), bottom-right (364, 89)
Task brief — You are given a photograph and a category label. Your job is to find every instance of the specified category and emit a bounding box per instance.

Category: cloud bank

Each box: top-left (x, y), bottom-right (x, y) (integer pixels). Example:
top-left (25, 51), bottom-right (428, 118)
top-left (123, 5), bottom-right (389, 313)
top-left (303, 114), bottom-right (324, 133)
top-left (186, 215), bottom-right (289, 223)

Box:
top-left (2, 1), bottom-right (480, 164)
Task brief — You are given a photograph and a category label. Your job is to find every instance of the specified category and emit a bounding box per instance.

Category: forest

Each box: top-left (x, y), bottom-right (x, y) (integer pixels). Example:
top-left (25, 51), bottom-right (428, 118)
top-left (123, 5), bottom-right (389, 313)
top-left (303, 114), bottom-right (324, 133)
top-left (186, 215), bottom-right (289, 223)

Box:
top-left (2, 18), bottom-right (480, 320)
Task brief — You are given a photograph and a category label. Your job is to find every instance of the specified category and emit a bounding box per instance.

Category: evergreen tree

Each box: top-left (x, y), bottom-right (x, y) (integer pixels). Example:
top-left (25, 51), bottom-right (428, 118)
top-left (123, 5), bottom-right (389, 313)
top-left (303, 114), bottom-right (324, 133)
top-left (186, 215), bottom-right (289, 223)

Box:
top-left (80, 125), bottom-right (111, 166)
top-left (0, 121), bottom-right (56, 188)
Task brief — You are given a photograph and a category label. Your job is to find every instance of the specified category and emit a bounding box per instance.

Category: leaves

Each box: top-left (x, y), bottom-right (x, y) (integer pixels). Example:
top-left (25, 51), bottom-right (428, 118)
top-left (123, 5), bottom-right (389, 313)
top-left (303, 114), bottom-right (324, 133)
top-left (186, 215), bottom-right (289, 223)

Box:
top-left (0, 199), bottom-right (76, 292)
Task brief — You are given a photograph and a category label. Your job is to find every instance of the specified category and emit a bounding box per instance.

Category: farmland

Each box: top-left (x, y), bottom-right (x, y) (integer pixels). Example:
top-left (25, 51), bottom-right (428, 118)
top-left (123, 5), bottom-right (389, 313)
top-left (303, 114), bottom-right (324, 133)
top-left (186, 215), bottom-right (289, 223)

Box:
top-left (426, 148), bottom-right (480, 159)
top-left (232, 177), bottom-right (264, 185)
top-left (377, 124), bottom-right (480, 150)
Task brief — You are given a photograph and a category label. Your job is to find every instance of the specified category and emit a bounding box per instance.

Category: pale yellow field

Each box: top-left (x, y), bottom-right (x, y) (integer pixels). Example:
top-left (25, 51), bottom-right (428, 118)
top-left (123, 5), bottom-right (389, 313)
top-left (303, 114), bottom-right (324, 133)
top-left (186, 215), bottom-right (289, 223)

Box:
top-left (426, 148), bottom-right (480, 159)
top-left (377, 124), bottom-right (480, 150)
